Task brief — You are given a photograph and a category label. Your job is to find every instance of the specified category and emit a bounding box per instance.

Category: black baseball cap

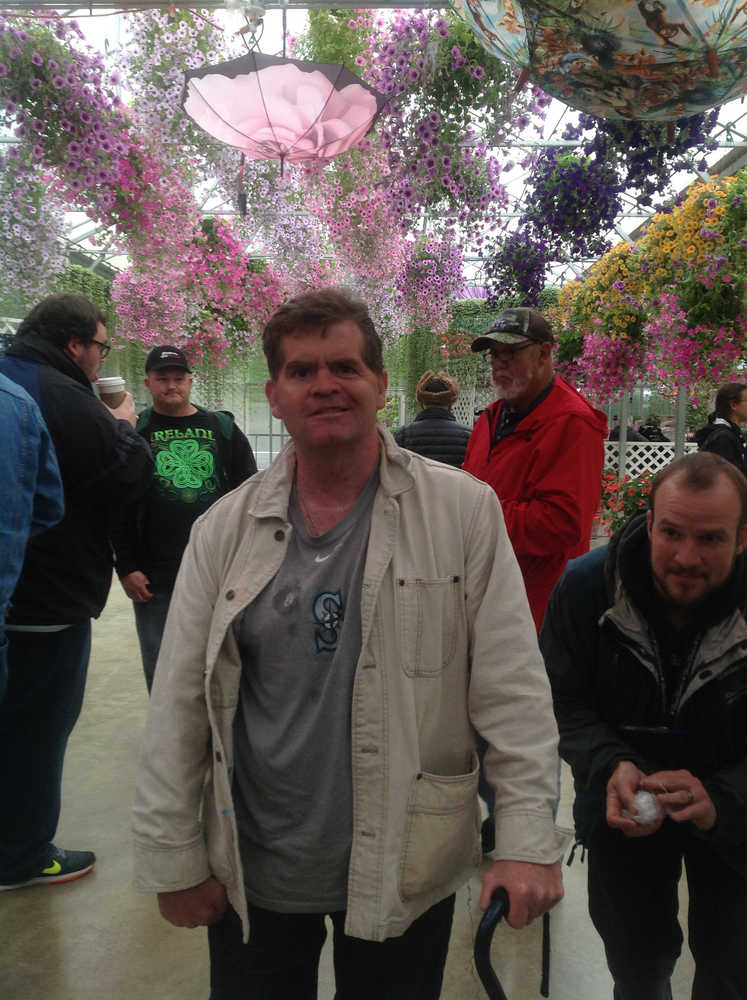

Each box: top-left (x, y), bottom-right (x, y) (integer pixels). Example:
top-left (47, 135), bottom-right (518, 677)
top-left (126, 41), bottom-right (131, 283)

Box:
top-left (145, 345), bottom-right (192, 373)
top-left (471, 308), bottom-right (554, 352)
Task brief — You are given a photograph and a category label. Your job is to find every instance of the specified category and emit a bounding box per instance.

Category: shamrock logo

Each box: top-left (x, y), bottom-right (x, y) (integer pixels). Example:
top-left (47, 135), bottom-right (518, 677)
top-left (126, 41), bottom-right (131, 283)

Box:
top-left (156, 440), bottom-right (215, 489)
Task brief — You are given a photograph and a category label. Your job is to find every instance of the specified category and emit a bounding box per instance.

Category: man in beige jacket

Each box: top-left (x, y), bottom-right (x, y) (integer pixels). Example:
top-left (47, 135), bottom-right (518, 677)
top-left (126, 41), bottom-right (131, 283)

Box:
top-left (132, 288), bottom-right (568, 999)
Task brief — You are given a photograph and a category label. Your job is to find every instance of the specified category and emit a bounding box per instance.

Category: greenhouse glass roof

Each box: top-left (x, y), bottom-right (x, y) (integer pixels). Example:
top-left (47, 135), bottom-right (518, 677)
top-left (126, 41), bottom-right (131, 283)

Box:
top-left (3, 3), bottom-right (747, 286)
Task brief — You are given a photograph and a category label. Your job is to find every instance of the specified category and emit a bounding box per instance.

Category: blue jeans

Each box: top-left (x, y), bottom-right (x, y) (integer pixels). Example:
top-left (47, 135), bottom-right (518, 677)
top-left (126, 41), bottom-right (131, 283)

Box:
top-left (132, 587), bottom-right (173, 692)
top-left (0, 622), bottom-right (91, 880)
top-left (208, 895), bottom-right (455, 1000)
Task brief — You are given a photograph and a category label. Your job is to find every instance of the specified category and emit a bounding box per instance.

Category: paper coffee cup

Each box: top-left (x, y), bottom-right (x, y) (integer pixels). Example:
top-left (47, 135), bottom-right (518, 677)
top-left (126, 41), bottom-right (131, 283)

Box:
top-left (97, 375), bottom-right (127, 409)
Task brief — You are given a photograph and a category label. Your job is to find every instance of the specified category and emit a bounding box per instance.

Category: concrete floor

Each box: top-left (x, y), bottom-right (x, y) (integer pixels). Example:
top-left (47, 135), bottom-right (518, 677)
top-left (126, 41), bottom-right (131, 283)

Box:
top-left (0, 583), bottom-right (696, 1000)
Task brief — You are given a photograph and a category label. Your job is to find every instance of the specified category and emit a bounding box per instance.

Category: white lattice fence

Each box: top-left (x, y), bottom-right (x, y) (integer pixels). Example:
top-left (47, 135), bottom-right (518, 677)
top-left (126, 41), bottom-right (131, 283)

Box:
top-left (605, 441), bottom-right (697, 477)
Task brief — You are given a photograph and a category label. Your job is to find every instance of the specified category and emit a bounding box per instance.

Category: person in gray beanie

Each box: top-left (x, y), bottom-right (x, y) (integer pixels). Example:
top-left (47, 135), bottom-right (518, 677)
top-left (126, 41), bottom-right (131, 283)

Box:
top-left (393, 370), bottom-right (473, 467)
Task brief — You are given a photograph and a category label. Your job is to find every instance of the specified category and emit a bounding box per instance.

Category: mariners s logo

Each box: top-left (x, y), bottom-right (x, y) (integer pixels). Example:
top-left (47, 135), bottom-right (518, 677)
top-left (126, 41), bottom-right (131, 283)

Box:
top-left (313, 590), bottom-right (344, 653)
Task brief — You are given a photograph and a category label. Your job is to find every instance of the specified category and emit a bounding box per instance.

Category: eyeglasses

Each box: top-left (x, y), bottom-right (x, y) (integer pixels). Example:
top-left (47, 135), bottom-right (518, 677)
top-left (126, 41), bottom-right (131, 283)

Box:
top-left (91, 338), bottom-right (111, 359)
top-left (487, 342), bottom-right (534, 364)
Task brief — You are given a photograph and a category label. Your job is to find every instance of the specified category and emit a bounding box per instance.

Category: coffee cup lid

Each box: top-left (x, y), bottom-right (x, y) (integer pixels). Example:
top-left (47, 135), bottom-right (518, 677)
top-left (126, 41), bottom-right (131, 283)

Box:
top-left (97, 376), bottom-right (125, 392)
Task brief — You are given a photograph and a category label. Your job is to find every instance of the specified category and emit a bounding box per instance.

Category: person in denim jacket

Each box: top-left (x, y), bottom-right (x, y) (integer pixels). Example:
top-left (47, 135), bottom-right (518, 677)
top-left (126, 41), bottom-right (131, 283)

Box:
top-left (0, 373), bottom-right (64, 701)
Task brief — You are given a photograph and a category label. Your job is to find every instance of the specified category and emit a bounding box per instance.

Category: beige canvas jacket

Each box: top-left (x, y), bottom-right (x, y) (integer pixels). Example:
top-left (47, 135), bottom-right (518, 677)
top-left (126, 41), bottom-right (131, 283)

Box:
top-left (132, 426), bottom-right (568, 942)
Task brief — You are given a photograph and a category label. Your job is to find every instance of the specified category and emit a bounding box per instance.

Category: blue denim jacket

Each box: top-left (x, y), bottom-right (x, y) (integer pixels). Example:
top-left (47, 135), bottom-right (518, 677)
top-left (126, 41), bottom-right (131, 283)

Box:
top-left (0, 373), bottom-right (64, 695)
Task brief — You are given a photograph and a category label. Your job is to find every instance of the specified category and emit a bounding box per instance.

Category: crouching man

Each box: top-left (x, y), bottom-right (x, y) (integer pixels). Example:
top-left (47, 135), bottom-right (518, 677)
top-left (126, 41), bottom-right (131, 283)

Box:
top-left (541, 452), bottom-right (747, 999)
top-left (132, 288), bottom-right (568, 999)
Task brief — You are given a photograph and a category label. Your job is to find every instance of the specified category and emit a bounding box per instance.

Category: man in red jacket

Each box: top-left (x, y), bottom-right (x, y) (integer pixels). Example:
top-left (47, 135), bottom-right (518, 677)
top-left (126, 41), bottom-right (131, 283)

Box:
top-left (463, 308), bottom-right (606, 850)
top-left (464, 307), bottom-right (607, 630)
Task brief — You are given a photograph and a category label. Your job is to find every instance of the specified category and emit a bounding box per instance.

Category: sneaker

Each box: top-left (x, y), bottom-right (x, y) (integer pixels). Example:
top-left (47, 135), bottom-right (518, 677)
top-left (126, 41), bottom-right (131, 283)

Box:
top-left (0, 846), bottom-right (96, 891)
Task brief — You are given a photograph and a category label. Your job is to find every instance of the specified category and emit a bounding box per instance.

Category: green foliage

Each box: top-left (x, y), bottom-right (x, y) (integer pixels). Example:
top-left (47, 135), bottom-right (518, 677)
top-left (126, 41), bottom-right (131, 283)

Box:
top-left (538, 286), bottom-right (560, 310)
top-left (449, 298), bottom-right (493, 330)
top-left (423, 16), bottom-right (511, 146)
top-left (58, 265), bottom-right (114, 325)
top-left (405, 325), bottom-right (441, 412)
top-left (294, 10), bottom-right (368, 66)
top-left (378, 394), bottom-right (401, 429)
top-left (555, 327), bottom-right (585, 366)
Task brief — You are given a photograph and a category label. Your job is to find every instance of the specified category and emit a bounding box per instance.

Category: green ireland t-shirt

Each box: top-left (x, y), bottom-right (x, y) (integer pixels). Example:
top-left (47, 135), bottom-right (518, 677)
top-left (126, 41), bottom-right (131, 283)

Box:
top-left (140, 410), bottom-right (227, 586)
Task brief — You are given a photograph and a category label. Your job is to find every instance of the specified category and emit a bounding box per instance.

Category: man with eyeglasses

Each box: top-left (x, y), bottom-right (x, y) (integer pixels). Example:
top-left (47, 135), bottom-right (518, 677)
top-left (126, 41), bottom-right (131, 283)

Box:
top-left (463, 308), bottom-right (606, 853)
top-left (463, 308), bottom-right (606, 631)
top-left (0, 293), bottom-right (153, 892)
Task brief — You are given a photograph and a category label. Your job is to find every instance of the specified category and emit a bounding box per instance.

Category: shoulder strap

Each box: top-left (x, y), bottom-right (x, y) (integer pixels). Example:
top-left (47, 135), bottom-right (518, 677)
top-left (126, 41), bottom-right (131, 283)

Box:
top-left (135, 407), bottom-right (152, 434)
top-left (194, 403), bottom-right (234, 442)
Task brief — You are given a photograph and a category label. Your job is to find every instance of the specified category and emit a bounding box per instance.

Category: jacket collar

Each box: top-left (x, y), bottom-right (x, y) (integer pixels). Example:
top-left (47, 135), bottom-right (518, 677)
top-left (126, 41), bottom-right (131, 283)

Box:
top-left (414, 407), bottom-right (456, 422)
top-left (246, 423), bottom-right (415, 522)
top-left (604, 511), bottom-right (747, 637)
top-left (9, 331), bottom-right (93, 391)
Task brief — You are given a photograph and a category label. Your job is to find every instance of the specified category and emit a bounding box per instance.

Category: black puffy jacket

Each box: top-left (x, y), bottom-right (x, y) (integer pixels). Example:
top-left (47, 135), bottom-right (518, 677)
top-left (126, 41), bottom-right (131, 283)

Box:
top-left (540, 514), bottom-right (747, 875)
top-left (393, 407), bottom-right (472, 468)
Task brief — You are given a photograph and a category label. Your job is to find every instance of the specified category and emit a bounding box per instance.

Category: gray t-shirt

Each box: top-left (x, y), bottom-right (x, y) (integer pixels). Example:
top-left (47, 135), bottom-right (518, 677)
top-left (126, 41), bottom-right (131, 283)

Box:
top-left (232, 470), bottom-right (378, 912)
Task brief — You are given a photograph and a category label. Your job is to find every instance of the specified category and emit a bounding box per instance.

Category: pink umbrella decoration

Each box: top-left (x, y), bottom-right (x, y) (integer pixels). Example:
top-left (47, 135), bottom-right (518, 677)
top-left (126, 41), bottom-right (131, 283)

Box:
top-left (183, 52), bottom-right (387, 172)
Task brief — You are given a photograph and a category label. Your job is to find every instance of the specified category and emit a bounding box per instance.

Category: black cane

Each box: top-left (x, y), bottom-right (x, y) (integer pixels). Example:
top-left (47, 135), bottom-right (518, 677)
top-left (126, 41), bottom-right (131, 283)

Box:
top-left (474, 887), bottom-right (510, 1000)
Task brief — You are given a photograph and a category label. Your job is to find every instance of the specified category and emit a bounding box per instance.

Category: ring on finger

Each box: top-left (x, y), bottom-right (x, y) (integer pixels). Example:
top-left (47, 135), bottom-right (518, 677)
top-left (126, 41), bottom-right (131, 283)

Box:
top-left (685, 789), bottom-right (695, 805)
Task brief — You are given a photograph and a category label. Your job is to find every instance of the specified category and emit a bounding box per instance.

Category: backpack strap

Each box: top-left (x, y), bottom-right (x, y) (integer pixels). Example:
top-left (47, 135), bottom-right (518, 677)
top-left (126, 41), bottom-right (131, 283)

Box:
top-left (194, 403), bottom-right (234, 442)
top-left (135, 407), bottom-right (152, 434)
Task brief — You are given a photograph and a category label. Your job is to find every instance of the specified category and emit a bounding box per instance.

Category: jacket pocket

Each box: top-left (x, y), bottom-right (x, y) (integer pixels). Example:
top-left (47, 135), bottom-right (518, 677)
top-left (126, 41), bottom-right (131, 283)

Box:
top-left (398, 763), bottom-right (480, 901)
top-left (397, 576), bottom-right (460, 676)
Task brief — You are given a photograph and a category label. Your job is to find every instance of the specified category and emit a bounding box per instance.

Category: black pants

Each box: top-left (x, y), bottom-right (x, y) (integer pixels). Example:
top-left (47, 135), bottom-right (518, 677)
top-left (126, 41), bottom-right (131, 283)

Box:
top-left (208, 894), bottom-right (455, 1000)
top-left (588, 821), bottom-right (747, 1000)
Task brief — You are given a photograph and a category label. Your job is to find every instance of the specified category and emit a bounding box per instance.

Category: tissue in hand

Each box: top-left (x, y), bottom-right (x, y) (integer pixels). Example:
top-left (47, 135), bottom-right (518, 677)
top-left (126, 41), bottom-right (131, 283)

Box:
top-left (622, 790), bottom-right (663, 825)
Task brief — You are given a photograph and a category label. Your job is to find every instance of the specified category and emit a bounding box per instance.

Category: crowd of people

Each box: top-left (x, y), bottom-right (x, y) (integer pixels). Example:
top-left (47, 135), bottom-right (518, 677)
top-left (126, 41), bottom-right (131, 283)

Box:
top-left (1, 290), bottom-right (745, 1000)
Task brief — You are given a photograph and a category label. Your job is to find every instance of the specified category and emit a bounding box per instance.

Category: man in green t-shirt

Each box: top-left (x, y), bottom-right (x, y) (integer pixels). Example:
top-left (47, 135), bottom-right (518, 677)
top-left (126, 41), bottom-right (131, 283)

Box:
top-left (113, 345), bottom-right (256, 690)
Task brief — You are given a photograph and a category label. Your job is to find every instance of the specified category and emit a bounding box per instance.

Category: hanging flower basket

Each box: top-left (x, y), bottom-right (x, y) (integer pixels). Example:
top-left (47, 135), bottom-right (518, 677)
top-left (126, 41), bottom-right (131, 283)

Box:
top-left (524, 150), bottom-right (621, 258)
top-left (484, 227), bottom-right (551, 306)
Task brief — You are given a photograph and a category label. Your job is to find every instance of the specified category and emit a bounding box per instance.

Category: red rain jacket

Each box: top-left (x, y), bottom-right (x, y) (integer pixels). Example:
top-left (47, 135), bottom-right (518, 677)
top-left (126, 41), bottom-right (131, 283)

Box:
top-left (463, 377), bottom-right (607, 631)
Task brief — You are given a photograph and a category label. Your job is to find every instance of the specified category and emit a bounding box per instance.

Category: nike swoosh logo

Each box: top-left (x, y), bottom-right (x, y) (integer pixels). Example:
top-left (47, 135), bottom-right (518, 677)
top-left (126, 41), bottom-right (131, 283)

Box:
top-left (42, 860), bottom-right (62, 876)
top-left (315, 554), bottom-right (331, 563)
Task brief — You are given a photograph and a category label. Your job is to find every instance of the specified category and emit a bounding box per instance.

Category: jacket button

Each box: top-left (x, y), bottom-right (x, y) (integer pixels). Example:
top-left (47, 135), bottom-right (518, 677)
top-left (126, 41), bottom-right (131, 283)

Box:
top-left (225, 590), bottom-right (235, 600)
top-left (699, 669), bottom-right (712, 679)
top-left (274, 529), bottom-right (285, 541)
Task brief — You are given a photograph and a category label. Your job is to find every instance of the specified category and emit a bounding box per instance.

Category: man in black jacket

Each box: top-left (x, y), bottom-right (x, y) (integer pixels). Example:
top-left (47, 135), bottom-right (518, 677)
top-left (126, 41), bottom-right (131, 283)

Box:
top-left (113, 345), bottom-right (256, 691)
top-left (541, 451), bottom-right (747, 999)
top-left (694, 381), bottom-right (747, 474)
top-left (393, 369), bottom-right (472, 468)
top-left (0, 294), bottom-right (153, 891)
